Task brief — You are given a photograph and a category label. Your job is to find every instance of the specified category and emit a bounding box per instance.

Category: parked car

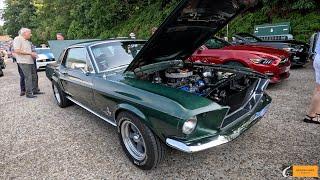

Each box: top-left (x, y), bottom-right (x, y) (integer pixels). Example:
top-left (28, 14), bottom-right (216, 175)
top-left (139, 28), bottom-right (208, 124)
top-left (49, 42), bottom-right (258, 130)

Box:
top-left (46, 0), bottom-right (270, 170)
top-left (232, 33), bottom-right (309, 66)
top-left (35, 48), bottom-right (55, 70)
top-left (190, 37), bottom-right (291, 83)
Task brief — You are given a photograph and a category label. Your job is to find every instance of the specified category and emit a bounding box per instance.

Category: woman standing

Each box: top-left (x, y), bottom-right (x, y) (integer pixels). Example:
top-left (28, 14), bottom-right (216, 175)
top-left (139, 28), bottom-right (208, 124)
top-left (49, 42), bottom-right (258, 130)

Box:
top-left (304, 31), bottom-right (320, 124)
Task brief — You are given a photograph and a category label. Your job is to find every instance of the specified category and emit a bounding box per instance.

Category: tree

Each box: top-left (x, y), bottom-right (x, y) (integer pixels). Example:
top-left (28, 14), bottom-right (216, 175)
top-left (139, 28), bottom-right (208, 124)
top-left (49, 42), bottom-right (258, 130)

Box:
top-left (3, 0), bottom-right (36, 37)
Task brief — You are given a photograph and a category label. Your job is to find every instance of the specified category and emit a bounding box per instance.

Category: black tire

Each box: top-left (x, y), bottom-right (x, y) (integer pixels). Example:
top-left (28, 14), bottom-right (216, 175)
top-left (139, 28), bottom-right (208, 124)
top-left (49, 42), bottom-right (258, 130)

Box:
top-left (225, 61), bottom-right (245, 67)
top-left (52, 81), bottom-right (72, 108)
top-left (117, 111), bottom-right (165, 170)
top-left (0, 68), bottom-right (3, 77)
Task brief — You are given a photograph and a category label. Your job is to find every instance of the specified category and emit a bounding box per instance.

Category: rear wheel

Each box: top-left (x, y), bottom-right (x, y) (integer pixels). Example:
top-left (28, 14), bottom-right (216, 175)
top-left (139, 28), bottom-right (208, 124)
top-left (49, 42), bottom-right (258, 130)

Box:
top-left (52, 81), bottom-right (72, 108)
top-left (225, 61), bottom-right (245, 67)
top-left (117, 112), bottom-right (165, 170)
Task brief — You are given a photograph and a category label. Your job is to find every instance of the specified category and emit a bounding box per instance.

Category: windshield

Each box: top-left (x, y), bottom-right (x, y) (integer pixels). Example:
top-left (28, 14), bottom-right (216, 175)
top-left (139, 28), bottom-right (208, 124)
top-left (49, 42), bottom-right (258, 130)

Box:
top-left (237, 33), bottom-right (262, 43)
top-left (35, 48), bottom-right (51, 54)
top-left (91, 41), bottom-right (144, 72)
top-left (205, 38), bottom-right (231, 49)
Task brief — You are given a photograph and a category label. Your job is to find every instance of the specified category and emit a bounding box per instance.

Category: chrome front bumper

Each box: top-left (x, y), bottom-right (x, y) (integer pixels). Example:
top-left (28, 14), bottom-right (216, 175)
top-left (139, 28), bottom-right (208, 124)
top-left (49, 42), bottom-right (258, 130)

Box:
top-left (166, 104), bottom-right (270, 153)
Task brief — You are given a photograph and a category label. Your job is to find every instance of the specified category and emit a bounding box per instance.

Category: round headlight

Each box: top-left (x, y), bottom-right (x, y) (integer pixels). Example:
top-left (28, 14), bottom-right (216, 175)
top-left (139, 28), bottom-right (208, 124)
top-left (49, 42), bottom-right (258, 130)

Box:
top-left (283, 47), bottom-right (295, 52)
top-left (182, 116), bottom-right (197, 135)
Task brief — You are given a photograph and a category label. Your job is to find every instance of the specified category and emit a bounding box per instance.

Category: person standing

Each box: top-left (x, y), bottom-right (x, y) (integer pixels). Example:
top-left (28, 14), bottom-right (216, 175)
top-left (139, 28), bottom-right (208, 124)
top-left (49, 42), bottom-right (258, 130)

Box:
top-left (56, 33), bottom-right (65, 40)
top-left (11, 43), bottom-right (26, 96)
top-left (31, 43), bottom-right (40, 93)
top-left (13, 28), bottom-right (39, 98)
top-left (304, 31), bottom-right (320, 124)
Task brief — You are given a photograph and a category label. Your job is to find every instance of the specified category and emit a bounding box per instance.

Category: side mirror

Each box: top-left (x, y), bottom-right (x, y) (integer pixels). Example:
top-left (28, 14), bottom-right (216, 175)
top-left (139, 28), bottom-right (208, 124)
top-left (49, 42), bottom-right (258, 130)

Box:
top-left (73, 63), bottom-right (90, 75)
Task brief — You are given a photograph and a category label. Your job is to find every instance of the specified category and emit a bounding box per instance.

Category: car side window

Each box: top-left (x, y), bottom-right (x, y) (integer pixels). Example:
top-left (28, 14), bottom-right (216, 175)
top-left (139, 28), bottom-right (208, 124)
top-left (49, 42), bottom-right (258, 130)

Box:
top-left (64, 47), bottom-right (93, 72)
top-left (205, 39), bottom-right (227, 49)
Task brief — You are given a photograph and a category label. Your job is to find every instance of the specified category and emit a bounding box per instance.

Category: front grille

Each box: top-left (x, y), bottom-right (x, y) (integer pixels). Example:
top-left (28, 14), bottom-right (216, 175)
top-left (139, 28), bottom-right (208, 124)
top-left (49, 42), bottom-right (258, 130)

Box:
top-left (220, 79), bottom-right (261, 128)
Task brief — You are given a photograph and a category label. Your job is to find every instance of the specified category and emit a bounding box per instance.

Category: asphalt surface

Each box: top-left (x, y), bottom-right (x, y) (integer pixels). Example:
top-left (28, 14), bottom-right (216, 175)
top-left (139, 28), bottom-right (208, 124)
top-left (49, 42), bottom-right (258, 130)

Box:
top-left (0, 60), bottom-right (319, 179)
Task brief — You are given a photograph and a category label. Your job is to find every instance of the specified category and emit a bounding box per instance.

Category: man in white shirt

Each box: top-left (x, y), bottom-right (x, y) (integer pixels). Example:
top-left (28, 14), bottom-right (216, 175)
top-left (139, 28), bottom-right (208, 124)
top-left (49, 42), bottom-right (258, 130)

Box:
top-left (13, 28), bottom-right (38, 98)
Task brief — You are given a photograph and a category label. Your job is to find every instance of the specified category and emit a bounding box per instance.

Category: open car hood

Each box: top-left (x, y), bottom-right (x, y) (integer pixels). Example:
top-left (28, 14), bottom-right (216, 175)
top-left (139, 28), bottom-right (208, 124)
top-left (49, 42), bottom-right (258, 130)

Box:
top-left (126, 0), bottom-right (257, 72)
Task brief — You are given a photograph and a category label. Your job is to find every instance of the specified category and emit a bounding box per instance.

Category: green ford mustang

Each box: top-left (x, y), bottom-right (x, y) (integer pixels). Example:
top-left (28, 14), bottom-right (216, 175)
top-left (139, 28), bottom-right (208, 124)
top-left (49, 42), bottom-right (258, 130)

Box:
top-left (46, 0), bottom-right (271, 170)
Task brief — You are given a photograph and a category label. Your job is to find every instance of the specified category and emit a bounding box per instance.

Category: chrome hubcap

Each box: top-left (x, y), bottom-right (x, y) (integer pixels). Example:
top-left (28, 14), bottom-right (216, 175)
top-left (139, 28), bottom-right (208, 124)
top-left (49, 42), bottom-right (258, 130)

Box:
top-left (121, 120), bottom-right (146, 161)
top-left (53, 85), bottom-right (61, 104)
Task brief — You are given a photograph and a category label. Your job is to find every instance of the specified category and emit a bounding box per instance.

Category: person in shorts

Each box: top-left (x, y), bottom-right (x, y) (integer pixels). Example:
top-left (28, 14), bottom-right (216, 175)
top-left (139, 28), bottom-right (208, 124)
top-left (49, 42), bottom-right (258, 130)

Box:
top-left (304, 31), bottom-right (320, 124)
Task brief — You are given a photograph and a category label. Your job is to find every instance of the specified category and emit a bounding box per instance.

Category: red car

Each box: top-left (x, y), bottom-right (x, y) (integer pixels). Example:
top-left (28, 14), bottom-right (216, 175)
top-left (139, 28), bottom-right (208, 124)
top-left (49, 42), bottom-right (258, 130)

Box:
top-left (190, 37), bottom-right (291, 83)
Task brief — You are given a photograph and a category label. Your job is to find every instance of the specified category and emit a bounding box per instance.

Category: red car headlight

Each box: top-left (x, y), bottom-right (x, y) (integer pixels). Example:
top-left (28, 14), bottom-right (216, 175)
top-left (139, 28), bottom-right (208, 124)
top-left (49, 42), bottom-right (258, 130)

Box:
top-left (250, 58), bottom-right (274, 65)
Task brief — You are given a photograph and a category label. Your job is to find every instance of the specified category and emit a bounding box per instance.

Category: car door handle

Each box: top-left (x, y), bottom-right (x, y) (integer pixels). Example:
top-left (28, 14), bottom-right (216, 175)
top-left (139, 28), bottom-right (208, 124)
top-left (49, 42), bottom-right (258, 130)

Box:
top-left (60, 71), bottom-right (67, 75)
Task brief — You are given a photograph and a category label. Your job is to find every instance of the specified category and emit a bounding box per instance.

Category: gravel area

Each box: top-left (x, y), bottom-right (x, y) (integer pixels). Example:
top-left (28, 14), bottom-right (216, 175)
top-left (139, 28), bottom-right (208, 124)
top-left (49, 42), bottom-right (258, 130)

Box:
top-left (0, 60), bottom-right (319, 179)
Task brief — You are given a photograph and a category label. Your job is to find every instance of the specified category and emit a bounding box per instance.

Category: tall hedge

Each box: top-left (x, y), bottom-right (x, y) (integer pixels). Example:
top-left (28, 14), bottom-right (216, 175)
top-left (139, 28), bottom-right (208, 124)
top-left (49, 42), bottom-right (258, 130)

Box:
top-left (3, 0), bottom-right (319, 45)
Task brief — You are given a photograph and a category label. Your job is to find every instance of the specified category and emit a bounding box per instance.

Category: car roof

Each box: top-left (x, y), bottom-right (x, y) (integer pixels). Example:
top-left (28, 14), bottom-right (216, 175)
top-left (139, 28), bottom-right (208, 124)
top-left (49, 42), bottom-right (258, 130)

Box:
top-left (70, 39), bottom-right (146, 48)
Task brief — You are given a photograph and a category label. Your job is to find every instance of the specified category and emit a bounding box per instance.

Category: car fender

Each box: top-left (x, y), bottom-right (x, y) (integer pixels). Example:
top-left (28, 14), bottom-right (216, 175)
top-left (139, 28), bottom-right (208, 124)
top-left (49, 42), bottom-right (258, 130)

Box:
top-left (114, 103), bottom-right (151, 132)
top-left (114, 103), bottom-right (147, 122)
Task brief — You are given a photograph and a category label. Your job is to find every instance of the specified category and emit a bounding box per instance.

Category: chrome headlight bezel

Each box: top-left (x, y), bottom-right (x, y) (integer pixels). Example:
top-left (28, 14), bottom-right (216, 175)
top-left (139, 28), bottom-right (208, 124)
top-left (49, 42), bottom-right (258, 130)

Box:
top-left (182, 116), bottom-right (198, 135)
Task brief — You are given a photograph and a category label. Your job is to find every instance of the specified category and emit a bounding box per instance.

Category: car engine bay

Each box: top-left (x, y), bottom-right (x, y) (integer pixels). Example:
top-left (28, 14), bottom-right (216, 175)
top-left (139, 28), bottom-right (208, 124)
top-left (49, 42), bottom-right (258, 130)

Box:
top-left (138, 64), bottom-right (259, 113)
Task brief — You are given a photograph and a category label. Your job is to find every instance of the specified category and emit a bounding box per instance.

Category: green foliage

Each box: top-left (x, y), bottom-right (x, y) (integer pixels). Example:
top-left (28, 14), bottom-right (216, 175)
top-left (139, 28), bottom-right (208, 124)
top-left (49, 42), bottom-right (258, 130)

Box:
top-left (1, 0), bottom-right (319, 45)
top-left (223, 8), bottom-right (320, 42)
top-left (261, 0), bottom-right (318, 13)
top-left (3, 0), bottom-right (36, 37)
top-left (99, 0), bottom-right (178, 39)
top-left (273, 12), bottom-right (320, 42)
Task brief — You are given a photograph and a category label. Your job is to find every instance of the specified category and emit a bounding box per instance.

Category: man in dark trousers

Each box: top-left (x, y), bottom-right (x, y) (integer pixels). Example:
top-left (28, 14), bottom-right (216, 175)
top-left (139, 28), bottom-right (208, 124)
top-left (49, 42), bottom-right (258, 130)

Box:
top-left (13, 28), bottom-right (41, 98)
top-left (12, 43), bottom-right (26, 96)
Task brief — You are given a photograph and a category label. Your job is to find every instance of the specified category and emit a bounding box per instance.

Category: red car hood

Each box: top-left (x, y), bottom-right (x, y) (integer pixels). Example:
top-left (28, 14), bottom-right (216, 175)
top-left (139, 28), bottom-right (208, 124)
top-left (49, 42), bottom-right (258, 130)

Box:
top-left (223, 45), bottom-right (289, 58)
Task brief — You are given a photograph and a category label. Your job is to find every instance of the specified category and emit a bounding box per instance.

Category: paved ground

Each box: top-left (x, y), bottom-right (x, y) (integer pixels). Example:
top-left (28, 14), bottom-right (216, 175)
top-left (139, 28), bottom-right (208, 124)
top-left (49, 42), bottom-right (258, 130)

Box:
top-left (0, 60), bottom-right (319, 179)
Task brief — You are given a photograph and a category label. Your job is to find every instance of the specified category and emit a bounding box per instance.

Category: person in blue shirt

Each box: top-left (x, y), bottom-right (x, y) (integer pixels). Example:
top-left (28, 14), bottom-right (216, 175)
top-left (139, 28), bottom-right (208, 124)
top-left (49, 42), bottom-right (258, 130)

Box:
top-left (304, 31), bottom-right (320, 124)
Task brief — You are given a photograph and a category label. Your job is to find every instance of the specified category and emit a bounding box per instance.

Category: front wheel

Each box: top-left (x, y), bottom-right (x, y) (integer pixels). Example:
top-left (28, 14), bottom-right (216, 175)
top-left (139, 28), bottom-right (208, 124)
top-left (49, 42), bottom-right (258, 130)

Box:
top-left (52, 81), bottom-right (72, 108)
top-left (117, 112), bottom-right (165, 170)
